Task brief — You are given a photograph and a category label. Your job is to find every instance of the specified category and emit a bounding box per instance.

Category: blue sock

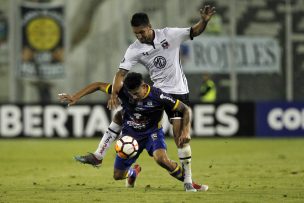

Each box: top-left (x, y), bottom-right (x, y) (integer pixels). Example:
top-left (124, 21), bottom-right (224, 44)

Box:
top-left (128, 168), bottom-right (136, 178)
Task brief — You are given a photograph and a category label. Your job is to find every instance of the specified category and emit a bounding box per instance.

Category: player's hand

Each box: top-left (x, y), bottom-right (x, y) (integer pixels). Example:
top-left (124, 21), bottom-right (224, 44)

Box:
top-left (58, 93), bottom-right (78, 106)
top-left (200, 5), bottom-right (216, 22)
top-left (107, 93), bottom-right (119, 110)
top-left (178, 127), bottom-right (191, 147)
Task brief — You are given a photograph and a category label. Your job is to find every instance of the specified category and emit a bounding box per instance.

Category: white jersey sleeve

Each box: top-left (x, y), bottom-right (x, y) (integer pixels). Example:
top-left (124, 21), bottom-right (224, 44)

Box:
top-left (164, 27), bottom-right (192, 45)
top-left (119, 45), bottom-right (139, 70)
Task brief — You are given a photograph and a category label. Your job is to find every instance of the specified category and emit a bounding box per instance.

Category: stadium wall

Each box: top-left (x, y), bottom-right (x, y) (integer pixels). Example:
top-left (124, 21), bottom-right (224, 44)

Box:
top-left (0, 102), bottom-right (303, 138)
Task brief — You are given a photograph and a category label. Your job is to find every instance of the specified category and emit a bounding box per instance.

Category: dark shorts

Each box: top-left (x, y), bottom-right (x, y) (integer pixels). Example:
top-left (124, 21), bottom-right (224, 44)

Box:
top-left (164, 93), bottom-right (190, 120)
top-left (114, 128), bottom-right (167, 171)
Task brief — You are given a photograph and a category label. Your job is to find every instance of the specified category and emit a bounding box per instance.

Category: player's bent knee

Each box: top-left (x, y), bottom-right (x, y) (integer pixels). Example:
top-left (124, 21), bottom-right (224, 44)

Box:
top-left (113, 170), bottom-right (126, 180)
top-left (113, 174), bottom-right (124, 180)
top-left (113, 110), bottom-right (123, 125)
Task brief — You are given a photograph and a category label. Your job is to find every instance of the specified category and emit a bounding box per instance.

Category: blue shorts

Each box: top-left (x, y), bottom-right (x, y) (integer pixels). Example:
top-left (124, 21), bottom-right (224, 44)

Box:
top-left (114, 128), bottom-right (167, 171)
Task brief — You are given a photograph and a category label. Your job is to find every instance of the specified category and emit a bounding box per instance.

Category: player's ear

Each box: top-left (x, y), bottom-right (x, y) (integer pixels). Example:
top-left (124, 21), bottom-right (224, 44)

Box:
top-left (148, 23), bottom-right (152, 29)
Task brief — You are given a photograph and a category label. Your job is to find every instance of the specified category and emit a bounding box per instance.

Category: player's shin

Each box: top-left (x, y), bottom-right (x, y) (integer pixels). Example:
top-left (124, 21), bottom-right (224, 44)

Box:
top-left (94, 122), bottom-right (121, 160)
top-left (168, 163), bottom-right (184, 182)
top-left (178, 143), bottom-right (193, 184)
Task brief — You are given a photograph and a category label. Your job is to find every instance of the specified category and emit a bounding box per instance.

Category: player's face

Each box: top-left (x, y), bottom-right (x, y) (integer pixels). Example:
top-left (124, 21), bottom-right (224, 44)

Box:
top-left (132, 25), bottom-right (152, 44)
top-left (128, 84), bottom-right (148, 101)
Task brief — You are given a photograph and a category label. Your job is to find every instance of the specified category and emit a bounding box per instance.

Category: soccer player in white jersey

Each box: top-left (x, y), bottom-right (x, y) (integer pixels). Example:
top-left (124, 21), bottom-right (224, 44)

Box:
top-left (75, 5), bottom-right (215, 192)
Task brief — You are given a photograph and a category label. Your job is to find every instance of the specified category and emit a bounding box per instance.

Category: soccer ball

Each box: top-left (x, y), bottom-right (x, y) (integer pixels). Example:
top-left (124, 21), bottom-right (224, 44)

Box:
top-left (115, 136), bottom-right (139, 159)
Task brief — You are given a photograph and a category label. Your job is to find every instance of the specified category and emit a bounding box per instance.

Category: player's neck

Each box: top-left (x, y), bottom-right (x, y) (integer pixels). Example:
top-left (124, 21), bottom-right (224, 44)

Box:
top-left (145, 30), bottom-right (155, 46)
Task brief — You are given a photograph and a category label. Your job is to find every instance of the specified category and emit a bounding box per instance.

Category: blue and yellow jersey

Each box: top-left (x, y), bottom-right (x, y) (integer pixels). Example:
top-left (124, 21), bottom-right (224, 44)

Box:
top-left (108, 84), bottom-right (179, 140)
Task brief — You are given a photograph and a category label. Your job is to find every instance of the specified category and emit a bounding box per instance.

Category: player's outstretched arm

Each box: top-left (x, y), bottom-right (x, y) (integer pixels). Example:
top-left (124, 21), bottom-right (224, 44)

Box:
top-left (58, 82), bottom-right (111, 106)
top-left (107, 69), bottom-right (128, 110)
top-left (191, 5), bottom-right (216, 38)
top-left (174, 101), bottom-right (192, 147)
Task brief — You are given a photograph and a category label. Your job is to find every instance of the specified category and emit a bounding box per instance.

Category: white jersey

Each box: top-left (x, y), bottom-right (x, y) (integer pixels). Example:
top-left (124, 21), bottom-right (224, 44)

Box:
top-left (119, 27), bottom-right (191, 94)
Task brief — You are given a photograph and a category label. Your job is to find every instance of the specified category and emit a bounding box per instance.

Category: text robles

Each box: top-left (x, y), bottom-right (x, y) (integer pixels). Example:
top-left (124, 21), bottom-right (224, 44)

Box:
top-left (181, 36), bottom-right (281, 73)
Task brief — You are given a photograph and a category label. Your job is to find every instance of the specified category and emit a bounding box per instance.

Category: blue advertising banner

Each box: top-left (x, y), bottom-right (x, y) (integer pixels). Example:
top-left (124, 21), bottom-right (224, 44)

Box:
top-left (256, 102), bottom-right (304, 137)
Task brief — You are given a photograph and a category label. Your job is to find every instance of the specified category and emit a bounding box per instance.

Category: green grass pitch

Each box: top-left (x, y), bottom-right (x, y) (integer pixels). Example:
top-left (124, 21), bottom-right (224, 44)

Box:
top-left (0, 138), bottom-right (303, 203)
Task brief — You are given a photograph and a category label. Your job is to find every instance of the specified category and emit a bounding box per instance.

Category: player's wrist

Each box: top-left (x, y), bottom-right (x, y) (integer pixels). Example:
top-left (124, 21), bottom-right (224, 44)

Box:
top-left (112, 92), bottom-right (119, 98)
top-left (72, 95), bottom-right (80, 101)
top-left (201, 17), bottom-right (209, 24)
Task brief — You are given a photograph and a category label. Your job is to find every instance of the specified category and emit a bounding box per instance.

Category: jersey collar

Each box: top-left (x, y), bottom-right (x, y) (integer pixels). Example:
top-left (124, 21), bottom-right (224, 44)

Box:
top-left (146, 30), bottom-right (156, 49)
top-left (152, 30), bottom-right (156, 42)
top-left (143, 85), bottom-right (151, 99)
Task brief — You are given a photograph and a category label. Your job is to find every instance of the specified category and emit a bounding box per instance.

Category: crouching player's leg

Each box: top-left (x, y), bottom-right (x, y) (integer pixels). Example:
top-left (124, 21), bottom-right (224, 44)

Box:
top-left (74, 110), bottom-right (123, 167)
top-left (113, 138), bottom-right (143, 188)
top-left (113, 162), bottom-right (142, 188)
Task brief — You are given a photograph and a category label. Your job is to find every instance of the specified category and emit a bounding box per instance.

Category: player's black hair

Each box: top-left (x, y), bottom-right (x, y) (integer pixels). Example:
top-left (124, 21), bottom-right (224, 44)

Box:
top-left (130, 12), bottom-right (150, 27)
top-left (124, 72), bottom-right (143, 90)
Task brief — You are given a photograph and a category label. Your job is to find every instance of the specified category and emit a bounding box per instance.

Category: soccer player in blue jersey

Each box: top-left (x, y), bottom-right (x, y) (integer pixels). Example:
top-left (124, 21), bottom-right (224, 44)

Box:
top-left (59, 72), bottom-right (208, 191)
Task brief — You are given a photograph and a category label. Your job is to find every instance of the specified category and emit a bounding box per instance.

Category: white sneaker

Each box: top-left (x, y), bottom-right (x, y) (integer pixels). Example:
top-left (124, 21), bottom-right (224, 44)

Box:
top-left (184, 183), bottom-right (197, 192)
top-left (192, 182), bottom-right (209, 191)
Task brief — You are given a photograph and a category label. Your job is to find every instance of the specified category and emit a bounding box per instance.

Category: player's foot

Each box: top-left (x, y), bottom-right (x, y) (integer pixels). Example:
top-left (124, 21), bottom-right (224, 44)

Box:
top-left (184, 182), bottom-right (197, 192)
top-left (192, 182), bottom-right (209, 191)
top-left (126, 164), bottom-right (141, 188)
top-left (74, 153), bottom-right (102, 168)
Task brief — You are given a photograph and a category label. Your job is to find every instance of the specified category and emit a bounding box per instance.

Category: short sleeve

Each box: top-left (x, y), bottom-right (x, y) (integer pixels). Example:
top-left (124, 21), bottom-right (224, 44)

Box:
top-left (164, 27), bottom-right (192, 44)
top-left (154, 88), bottom-right (179, 111)
top-left (105, 84), bottom-right (112, 94)
top-left (119, 46), bottom-right (139, 71)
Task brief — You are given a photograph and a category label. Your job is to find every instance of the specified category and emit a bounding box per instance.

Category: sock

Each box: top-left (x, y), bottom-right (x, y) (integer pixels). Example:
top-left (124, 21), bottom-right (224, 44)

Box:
top-left (178, 144), bottom-right (193, 184)
top-left (127, 168), bottom-right (137, 179)
top-left (168, 163), bottom-right (184, 182)
top-left (93, 122), bottom-right (121, 160)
